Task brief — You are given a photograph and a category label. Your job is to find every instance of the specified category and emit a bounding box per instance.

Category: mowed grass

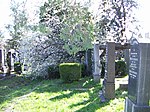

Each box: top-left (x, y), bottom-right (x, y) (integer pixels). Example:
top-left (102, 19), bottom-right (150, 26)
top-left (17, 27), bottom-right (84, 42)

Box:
top-left (0, 75), bottom-right (127, 112)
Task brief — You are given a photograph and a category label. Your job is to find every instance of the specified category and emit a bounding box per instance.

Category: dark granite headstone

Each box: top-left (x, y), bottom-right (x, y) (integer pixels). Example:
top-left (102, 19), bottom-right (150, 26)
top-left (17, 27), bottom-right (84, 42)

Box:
top-left (0, 50), bottom-right (2, 69)
top-left (125, 37), bottom-right (150, 112)
top-left (101, 42), bottom-right (115, 100)
top-left (128, 37), bottom-right (139, 103)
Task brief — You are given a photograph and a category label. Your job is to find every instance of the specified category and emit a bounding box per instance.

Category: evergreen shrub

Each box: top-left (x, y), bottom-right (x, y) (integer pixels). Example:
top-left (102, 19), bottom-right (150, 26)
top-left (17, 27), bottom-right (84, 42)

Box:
top-left (101, 60), bottom-right (127, 77)
top-left (115, 60), bottom-right (127, 77)
top-left (59, 63), bottom-right (81, 82)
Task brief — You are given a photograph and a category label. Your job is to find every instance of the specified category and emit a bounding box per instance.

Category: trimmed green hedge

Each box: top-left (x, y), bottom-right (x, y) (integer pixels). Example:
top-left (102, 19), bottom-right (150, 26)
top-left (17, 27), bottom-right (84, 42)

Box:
top-left (59, 63), bottom-right (81, 82)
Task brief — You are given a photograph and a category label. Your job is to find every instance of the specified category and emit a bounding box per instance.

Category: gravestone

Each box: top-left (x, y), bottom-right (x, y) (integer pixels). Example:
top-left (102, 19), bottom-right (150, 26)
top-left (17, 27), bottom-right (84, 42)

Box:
top-left (100, 42), bottom-right (115, 100)
top-left (0, 50), bottom-right (2, 69)
top-left (85, 49), bottom-right (92, 76)
top-left (125, 37), bottom-right (150, 112)
top-left (93, 41), bottom-right (101, 82)
top-left (124, 49), bottom-right (129, 75)
top-left (0, 49), bottom-right (5, 70)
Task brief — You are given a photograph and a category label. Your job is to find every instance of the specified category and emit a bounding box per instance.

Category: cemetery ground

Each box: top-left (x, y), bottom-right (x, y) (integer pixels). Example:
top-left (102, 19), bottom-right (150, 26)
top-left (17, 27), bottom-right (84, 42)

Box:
top-left (0, 75), bottom-right (127, 112)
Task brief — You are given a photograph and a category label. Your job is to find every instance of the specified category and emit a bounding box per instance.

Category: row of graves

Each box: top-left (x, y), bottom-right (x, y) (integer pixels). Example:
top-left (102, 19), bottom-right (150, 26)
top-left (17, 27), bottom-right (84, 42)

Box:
top-left (0, 43), bottom-right (18, 77)
top-left (93, 35), bottom-right (150, 112)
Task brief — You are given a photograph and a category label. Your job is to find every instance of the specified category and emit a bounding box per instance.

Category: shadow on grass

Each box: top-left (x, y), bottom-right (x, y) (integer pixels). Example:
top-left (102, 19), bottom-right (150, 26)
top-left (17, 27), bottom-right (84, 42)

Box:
top-left (72, 88), bottom-right (127, 112)
top-left (0, 75), bottom-right (40, 107)
top-left (70, 90), bottom-right (110, 112)
top-left (34, 77), bottom-right (112, 112)
top-left (0, 76), bottom-right (128, 112)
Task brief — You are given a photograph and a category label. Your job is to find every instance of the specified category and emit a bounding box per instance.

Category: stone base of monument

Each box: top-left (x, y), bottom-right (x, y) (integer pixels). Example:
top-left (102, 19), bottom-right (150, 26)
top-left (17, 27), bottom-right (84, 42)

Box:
top-left (93, 74), bottom-right (100, 83)
top-left (125, 98), bottom-right (150, 112)
top-left (103, 82), bottom-right (115, 99)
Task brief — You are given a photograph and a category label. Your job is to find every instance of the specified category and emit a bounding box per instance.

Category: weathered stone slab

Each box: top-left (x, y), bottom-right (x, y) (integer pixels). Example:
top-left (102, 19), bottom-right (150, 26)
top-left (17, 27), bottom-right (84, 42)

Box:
top-left (93, 42), bottom-right (101, 82)
top-left (101, 42), bottom-right (115, 100)
top-left (128, 37), bottom-right (139, 103)
top-left (105, 42), bottom-right (115, 83)
top-left (125, 37), bottom-right (150, 112)
top-left (125, 98), bottom-right (150, 112)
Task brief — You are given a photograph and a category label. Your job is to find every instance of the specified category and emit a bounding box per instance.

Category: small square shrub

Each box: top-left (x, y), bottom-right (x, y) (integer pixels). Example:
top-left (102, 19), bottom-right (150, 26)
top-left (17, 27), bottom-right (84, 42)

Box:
top-left (59, 63), bottom-right (81, 82)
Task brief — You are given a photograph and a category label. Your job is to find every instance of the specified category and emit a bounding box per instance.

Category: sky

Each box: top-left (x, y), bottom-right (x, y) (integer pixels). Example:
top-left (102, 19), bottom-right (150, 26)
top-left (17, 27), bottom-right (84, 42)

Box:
top-left (0, 0), bottom-right (47, 27)
top-left (0, 0), bottom-right (47, 38)
top-left (0, 0), bottom-right (150, 37)
top-left (0, 0), bottom-right (11, 28)
top-left (137, 0), bottom-right (150, 33)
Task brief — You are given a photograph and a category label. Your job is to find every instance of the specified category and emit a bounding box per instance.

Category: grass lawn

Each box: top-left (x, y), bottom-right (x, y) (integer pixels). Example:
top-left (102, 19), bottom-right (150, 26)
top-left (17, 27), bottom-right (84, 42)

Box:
top-left (0, 75), bottom-right (127, 112)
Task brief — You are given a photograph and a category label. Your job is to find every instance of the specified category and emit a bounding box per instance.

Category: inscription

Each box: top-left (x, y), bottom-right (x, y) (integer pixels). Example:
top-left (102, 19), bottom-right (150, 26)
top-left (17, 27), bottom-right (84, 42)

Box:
top-left (129, 48), bottom-right (139, 79)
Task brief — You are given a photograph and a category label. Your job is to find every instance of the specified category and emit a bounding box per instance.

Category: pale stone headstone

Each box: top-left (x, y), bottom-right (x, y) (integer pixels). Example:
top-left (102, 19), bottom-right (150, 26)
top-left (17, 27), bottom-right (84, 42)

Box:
top-left (2, 50), bottom-right (5, 67)
top-left (93, 42), bottom-right (101, 82)
top-left (125, 37), bottom-right (150, 112)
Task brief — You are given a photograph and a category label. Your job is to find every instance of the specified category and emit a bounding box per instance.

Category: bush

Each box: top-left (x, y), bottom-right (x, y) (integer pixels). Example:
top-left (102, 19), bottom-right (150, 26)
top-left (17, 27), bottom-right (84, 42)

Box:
top-left (115, 60), bottom-right (127, 77)
top-left (101, 60), bottom-right (127, 77)
top-left (48, 64), bottom-right (60, 79)
top-left (14, 62), bottom-right (22, 74)
top-left (59, 63), bottom-right (81, 82)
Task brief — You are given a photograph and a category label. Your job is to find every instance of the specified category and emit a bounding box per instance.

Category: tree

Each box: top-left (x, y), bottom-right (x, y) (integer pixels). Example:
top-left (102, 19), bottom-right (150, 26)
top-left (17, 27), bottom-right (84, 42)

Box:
top-left (5, 0), bottom-right (28, 50)
top-left (17, 0), bottom-right (95, 79)
top-left (19, 31), bottom-right (76, 79)
top-left (40, 0), bottom-right (94, 55)
top-left (0, 30), bottom-right (4, 41)
top-left (95, 0), bottom-right (138, 43)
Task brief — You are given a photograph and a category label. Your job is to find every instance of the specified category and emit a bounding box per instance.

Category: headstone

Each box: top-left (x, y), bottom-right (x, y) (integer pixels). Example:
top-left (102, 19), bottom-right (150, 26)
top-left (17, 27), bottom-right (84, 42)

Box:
top-left (93, 42), bottom-right (101, 83)
top-left (125, 37), bottom-right (150, 112)
top-left (7, 52), bottom-right (11, 74)
top-left (85, 49), bottom-right (92, 76)
top-left (128, 37), bottom-right (139, 103)
top-left (0, 50), bottom-right (2, 69)
top-left (11, 53), bottom-right (15, 71)
top-left (100, 42), bottom-right (115, 100)
top-left (124, 49), bottom-right (130, 75)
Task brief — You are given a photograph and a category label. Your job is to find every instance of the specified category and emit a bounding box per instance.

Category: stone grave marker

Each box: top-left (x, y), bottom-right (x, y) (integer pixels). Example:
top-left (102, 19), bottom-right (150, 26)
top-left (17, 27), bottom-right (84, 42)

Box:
top-left (0, 50), bottom-right (2, 68)
top-left (93, 41), bottom-right (101, 82)
top-left (128, 37), bottom-right (139, 103)
top-left (125, 37), bottom-right (150, 112)
top-left (100, 42), bottom-right (115, 101)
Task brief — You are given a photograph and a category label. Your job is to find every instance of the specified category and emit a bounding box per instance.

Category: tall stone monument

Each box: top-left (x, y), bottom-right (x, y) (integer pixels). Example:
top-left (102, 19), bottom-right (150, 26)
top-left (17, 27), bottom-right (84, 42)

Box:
top-left (125, 37), bottom-right (150, 112)
top-left (93, 41), bottom-right (101, 83)
top-left (100, 42), bottom-right (116, 101)
top-left (0, 49), bottom-right (5, 70)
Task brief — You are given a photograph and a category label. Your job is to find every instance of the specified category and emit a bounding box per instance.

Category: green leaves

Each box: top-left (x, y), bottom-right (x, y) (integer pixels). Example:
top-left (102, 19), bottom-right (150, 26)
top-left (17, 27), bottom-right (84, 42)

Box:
top-left (39, 0), bottom-right (94, 55)
top-left (95, 0), bottom-right (138, 43)
top-left (59, 2), bottom-right (94, 54)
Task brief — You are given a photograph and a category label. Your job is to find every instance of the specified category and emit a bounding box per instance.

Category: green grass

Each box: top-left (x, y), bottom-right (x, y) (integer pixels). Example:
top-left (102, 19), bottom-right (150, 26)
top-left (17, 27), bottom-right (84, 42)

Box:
top-left (0, 76), bottom-right (127, 112)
